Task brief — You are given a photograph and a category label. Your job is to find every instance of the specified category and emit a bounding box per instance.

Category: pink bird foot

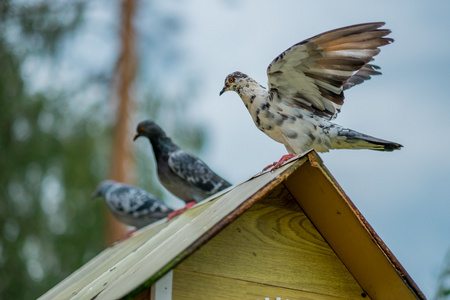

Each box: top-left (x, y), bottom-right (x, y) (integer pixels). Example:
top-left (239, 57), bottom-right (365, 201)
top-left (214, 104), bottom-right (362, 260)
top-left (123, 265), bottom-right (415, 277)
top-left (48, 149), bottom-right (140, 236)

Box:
top-left (167, 201), bottom-right (196, 220)
top-left (263, 154), bottom-right (295, 171)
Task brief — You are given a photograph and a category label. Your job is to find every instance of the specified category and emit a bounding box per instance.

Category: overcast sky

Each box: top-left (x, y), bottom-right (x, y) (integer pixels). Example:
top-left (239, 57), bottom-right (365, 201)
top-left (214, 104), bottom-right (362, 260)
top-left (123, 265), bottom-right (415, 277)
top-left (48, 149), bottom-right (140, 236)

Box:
top-left (150, 1), bottom-right (450, 297)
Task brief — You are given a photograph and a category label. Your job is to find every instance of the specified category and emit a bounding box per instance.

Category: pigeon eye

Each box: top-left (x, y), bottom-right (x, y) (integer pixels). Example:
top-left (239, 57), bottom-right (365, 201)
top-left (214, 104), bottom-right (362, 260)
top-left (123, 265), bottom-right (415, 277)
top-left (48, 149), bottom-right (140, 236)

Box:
top-left (228, 78), bottom-right (234, 83)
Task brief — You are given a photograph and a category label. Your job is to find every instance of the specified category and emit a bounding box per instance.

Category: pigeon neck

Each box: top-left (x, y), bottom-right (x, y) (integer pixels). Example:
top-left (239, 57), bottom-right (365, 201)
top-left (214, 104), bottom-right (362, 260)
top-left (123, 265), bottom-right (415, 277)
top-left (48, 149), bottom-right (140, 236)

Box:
top-left (237, 80), bottom-right (267, 109)
top-left (150, 136), bottom-right (177, 160)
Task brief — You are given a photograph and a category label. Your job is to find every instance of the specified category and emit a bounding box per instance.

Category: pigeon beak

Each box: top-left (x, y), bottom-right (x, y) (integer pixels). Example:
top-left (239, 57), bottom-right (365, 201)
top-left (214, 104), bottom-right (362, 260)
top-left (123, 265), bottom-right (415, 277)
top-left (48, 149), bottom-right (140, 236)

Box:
top-left (133, 133), bottom-right (141, 141)
top-left (219, 86), bottom-right (227, 96)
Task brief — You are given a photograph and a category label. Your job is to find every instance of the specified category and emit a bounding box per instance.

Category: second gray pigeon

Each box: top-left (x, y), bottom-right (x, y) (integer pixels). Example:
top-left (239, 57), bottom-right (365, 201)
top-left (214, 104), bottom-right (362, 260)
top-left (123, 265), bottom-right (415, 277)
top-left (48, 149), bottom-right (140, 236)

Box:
top-left (92, 180), bottom-right (173, 228)
top-left (133, 120), bottom-right (231, 203)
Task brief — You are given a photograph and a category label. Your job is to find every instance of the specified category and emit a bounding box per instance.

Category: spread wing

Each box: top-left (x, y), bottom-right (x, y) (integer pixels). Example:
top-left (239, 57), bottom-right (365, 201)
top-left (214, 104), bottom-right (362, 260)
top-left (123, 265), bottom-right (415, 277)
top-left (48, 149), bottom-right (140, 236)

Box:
top-left (168, 150), bottom-right (231, 195)
top-left (267, 22), bottom-right (392, 120)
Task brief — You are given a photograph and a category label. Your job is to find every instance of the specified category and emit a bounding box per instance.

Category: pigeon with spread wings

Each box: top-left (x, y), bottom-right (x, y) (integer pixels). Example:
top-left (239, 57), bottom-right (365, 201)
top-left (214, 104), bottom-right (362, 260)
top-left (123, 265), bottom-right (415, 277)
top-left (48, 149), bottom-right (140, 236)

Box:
top-left (220, 22), bottom-right (402, 169)
top-left (134, 120), bottom-right (231, 216)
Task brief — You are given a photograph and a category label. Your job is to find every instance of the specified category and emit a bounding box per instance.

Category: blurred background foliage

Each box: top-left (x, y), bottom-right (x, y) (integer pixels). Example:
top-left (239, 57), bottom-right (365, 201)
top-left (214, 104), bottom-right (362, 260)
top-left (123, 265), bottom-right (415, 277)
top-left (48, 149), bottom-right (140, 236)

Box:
top-left (0, 0), bottom-right (204, 299)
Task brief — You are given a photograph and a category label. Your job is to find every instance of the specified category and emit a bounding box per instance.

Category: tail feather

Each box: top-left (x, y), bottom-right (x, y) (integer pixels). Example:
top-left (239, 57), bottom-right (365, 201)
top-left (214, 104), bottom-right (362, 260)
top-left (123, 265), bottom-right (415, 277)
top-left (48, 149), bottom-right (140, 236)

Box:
top-left (337, 128), bottom-right (403, 151)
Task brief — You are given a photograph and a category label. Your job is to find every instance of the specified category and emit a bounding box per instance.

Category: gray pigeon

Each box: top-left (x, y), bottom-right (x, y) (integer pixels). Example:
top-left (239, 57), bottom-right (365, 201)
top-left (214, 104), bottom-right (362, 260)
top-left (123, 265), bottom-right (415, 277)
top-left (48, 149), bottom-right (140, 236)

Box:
top-left (133, 120), bottom-right (231, 204)
top-left (219, 22), bottom-right (402, 168)
top-left (92, 180), bottom-right (173, 228)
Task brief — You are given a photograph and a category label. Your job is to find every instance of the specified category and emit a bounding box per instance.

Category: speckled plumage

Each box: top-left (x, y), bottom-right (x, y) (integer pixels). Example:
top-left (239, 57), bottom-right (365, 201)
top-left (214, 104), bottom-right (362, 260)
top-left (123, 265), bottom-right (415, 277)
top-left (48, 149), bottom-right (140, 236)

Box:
top-left (220, 22), bottom-right (402, 154)
top-left (92, 180), bottom-right (173, 228)
top-left (134, 120), bottom-right (231, 203)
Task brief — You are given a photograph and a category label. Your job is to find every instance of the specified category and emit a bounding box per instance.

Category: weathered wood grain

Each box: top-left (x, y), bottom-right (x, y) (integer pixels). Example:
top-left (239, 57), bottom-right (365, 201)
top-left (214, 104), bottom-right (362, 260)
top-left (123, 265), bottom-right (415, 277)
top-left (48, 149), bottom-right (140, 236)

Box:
top-left (284, 153), bottom-right (424, 300)
top-left (173, 269), bottom-right (362, 300)
top-left (177, 184), bottom-right (367, 299)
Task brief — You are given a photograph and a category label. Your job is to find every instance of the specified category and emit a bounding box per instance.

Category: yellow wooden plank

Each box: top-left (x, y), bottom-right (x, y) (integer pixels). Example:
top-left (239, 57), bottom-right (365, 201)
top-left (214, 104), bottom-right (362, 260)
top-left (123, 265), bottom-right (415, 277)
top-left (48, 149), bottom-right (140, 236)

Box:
top-left (284, 153), bottom-right (423, 300)
top-left (176, 185), bottom-right (367, 299)
top-left (173, 269), bottom-right (361, 300)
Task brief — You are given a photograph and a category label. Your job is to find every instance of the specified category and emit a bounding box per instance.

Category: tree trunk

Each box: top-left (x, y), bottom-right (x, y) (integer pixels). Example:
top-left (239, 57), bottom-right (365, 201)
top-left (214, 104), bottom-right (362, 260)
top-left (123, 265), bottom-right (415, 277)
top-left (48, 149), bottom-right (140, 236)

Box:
top-left (106, 0), bottom-right (137, 245)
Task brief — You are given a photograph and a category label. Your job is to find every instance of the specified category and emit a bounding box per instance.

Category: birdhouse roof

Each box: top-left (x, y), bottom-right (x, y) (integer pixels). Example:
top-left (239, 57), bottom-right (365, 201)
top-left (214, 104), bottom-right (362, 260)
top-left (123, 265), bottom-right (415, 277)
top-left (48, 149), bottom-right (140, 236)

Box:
top-left (39, 151), bottom-right (425, 300)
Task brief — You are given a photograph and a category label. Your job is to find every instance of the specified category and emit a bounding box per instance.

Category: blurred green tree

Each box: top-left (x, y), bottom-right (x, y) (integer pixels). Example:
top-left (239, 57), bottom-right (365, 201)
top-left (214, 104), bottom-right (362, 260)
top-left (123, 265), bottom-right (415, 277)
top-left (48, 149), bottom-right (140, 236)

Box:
top-left (0, 2), bottom-right (108, 299)
top-left (0, 1), bottom-right (204, 298)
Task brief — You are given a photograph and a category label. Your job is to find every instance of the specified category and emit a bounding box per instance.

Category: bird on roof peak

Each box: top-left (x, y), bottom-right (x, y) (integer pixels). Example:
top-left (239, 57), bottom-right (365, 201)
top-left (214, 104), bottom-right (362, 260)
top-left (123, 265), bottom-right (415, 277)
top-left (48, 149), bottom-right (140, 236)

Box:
top-left (219, 22), bottom-right (401, 169)
top-left (134, 119), bottom-right (232, 217)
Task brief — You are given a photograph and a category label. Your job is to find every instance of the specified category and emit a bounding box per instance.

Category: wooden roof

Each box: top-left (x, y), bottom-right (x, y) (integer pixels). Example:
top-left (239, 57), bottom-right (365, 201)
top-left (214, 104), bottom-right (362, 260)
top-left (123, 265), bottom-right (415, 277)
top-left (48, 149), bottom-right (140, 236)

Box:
top-left (39, 151), bottom-right (425, 300)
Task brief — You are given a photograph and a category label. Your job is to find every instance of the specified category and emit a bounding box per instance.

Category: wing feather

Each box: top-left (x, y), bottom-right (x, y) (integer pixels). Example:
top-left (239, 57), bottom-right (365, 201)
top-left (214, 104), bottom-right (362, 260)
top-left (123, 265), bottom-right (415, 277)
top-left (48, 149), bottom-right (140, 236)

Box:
top-left (267, 22), bottom-right (392, 120)
top-left (343, 64), bottom-right (381, 90)
top-left (106, 184), bottom-right (171, 217)
top-left (308, 22), bottom-right (387, 44)
top-left (168, 150), bottom-right (231, 195)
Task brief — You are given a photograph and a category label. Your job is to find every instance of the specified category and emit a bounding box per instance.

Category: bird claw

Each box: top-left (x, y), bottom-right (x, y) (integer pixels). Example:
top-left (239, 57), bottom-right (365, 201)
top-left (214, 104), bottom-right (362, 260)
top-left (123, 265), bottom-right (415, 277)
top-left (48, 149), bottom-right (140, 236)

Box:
top-left (167, 201), bottom-right (197, 220)
top-left (185, 201), bottom-right (196, 209)
top-left (263, 162), bottom-right (277, 172)
top-left (263, 154), bottom-right (295, 172)
top-left (274, 154), bottom-right (295, 169)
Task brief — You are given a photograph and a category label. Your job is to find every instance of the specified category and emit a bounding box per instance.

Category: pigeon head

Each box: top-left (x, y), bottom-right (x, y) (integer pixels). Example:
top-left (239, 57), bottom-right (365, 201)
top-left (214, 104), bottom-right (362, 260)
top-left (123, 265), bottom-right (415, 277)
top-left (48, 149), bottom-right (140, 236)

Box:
top-left (91, 180), bottom-right (116, 199)
top-left (133, 120), bottom-right (166, 141)
top-left (219, 71), bottom-right (249, 96)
